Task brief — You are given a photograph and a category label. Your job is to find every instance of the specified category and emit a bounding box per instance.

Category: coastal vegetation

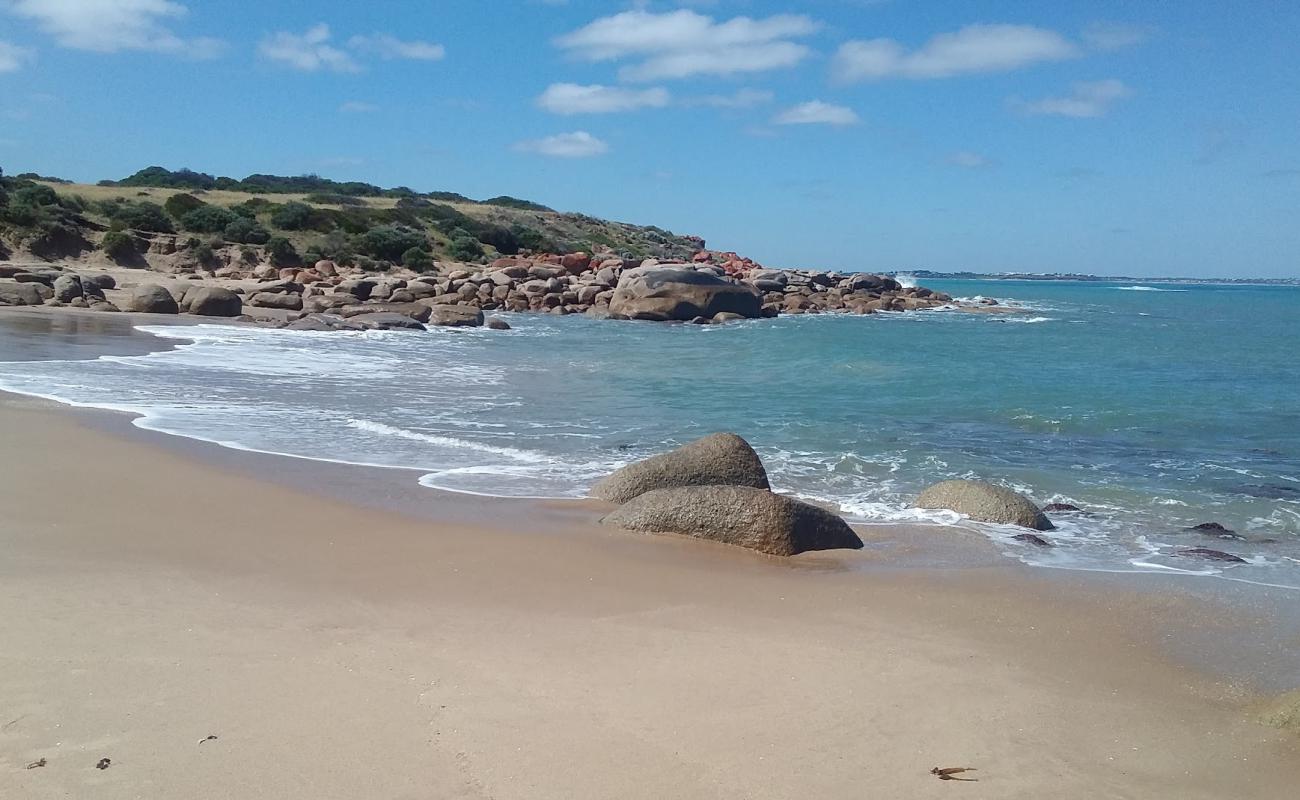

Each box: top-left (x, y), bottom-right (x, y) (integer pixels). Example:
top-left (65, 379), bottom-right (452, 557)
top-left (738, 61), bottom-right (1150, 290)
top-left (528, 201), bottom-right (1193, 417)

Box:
top-left (0, 165), bottom-right (708, 269)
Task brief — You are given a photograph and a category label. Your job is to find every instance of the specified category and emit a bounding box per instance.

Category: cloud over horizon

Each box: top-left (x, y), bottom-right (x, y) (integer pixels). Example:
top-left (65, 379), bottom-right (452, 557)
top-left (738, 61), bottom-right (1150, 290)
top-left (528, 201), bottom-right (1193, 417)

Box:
top-left (7, 0), bottom-right (223, 57)
top-left (537, 83), bottom-right (670, 114)
top-left (1015, 79), bottom-right (1132, 118)
top-left (514, 130), bottom-right (609, 158)
top-left (774, 100), bottom-right (859, 126)
top-left (832, 24), bottom-right (1078, 82)
top-left (555, 9), bottom-right (819, 81)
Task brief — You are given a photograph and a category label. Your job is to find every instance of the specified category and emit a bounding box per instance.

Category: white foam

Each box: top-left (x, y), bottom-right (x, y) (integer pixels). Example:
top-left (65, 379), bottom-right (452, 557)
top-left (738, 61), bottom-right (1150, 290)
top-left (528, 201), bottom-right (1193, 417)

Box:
top-left (346, 418), bottom-right (549, 463)
top-left (1113, 285), bottom-right (1188, 292)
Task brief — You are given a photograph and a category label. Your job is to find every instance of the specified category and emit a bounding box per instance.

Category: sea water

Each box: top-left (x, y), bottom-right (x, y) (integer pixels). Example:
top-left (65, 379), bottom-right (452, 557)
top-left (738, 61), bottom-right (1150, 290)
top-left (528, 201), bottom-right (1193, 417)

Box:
top-left (2, 279), bottom-right (1298, 588)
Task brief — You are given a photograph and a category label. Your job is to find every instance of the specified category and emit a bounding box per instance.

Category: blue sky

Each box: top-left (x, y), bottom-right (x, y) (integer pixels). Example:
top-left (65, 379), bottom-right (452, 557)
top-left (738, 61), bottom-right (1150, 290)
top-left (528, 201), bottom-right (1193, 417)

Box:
top-left (2, 1), bottom-right (1298, 278)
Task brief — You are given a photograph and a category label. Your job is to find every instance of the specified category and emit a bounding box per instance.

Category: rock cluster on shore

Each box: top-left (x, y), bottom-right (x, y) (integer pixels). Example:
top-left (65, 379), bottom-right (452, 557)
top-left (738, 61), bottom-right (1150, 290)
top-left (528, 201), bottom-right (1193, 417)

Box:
top-left (1, 249), bottom-right (958, 330)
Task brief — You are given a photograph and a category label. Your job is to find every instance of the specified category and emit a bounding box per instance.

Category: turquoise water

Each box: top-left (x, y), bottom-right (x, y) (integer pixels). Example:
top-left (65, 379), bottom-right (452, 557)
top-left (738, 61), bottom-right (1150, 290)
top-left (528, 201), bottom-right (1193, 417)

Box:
top-left (1, 279), bottom-right (1298, 587)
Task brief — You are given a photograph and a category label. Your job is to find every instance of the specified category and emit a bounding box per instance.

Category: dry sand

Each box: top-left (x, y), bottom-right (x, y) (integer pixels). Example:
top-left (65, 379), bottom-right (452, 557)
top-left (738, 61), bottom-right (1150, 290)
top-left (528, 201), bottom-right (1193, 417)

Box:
top-left (1, 393), bottom-right (1298, 799)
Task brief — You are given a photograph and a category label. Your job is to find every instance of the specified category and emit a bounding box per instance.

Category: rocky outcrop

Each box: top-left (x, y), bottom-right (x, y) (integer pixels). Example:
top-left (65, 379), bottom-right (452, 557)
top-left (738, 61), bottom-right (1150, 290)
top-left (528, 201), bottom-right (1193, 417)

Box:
top-left (125, 284), bottom-right (180, 314)
top-left (915, 480), bottom-right (1054, 531)
top-left (601, 485), bottom-right (864, 556)
top-left (1175, 548), bottom-right (1247, 564)
top-left (609, 267), bottom-right (762, 321)
top-left (592, 433), bottom-right (769, 504)
top-left (0, 281), bottom-right (45, 306)
top-left (183, 286), bottom-right (243, 317)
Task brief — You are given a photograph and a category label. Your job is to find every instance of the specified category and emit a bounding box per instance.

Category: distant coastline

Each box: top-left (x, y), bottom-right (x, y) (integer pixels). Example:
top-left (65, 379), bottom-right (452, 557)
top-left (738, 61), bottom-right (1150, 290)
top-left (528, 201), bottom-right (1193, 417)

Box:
top-left (891, 270), bottom-right (1300, 286)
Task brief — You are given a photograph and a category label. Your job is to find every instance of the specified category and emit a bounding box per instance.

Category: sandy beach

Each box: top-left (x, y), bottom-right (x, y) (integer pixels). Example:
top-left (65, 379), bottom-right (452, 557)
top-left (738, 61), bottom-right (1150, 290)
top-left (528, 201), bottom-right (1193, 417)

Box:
top-left (1, 373), bottom-right (1298, 798)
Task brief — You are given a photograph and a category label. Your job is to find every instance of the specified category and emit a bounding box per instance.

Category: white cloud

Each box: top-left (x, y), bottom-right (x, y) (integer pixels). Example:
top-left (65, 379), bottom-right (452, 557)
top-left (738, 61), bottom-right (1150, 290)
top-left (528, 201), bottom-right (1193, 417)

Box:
top-left (948, 151), bottom-right (993, 169)
top-left (689, 88), bottom-right (775, 109)
top-left (1015, 79), bottom-right (1131, 118)
top-left (260, 24), bottom-right (359, 72)
top-left (1081, 22), bottom-right (1151, 51)
top-left (537, 83), bottom-right (670, 114)
top-left (0, 40), bottom-right (33, 72)
top-left (339, 101), bottom-right (378, 113)
top-left (514, 131), bottom-right (609, 158)
top-left (347, 34), bottom-right (445, 61)
top-left (555, 10), bottom-right (818, 81)
top-left (774, 100), bottom-right (859, 126)
top-left (7, 0), bottom-right (222, 57)
top-left (832, 24), bottom-right (1078, 82)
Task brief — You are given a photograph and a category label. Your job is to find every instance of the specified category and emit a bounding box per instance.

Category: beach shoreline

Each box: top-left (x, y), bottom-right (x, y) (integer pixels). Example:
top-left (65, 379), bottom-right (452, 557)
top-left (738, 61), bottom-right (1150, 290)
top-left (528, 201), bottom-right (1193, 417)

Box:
top-left (2, 314), bottom-right (1299, 797)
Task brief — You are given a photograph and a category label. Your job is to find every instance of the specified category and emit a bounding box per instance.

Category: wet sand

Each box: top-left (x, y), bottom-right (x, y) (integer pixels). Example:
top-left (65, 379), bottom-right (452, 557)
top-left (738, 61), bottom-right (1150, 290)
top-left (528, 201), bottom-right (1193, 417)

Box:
top-left (1, 307), bottom-right (1298, 798)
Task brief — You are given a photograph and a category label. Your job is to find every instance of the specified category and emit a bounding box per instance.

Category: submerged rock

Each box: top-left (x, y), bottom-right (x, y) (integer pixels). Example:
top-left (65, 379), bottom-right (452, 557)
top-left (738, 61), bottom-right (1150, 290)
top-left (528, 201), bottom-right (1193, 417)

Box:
top-left (915, 480), bottom-right (1054, 531)
top-left (1042, 503), bottom-right (1082, 513)
top-left (1012, 533), bottom-right (1053, 547)
top-left (591, 433), bottom-right (770, 504)
top-left (422, 303), bottom-right (484, 327)
top-left (486, 317), bottom-right (511, 330)
top-left (602, 485), bottom-right (864, 556)
top-left (1175, 548), bottom-right (1247, 564)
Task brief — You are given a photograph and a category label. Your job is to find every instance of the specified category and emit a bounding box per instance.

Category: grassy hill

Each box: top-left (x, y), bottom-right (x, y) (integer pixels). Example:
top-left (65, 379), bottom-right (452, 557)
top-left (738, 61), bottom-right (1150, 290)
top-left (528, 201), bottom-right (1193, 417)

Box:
top-left (0, 167), bottom-right (707, 270)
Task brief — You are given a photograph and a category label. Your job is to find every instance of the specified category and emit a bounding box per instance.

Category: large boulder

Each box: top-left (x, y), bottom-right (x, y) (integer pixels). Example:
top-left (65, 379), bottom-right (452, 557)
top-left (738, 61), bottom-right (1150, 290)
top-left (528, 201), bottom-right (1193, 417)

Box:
top-left (52, 274), bottom-right (83, 303)
top-left (184, 286), bottom-right (243, 317)
top-left (592, 433), bottom-right (769, 504)
top-left (125, 284), bottom-right (179, 314)
top-left (915, 480), bottom-right (1054, 531)
top-left (0, 281), bottom-right (45, 306)
top-left (602, 485), bottom-right (864, 556)
top-left (422, 303), bottom-right (484, 327)
top-left (250, 292), bottom-right (304, 311)
top-left (609, 267), bottom-right (761, 321)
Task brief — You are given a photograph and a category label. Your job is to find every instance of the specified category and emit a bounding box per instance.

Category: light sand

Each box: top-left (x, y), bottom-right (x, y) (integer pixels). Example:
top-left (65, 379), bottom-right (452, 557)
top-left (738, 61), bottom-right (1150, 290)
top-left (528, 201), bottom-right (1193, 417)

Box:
top-left (1, 394), bottom-right (1297, 799)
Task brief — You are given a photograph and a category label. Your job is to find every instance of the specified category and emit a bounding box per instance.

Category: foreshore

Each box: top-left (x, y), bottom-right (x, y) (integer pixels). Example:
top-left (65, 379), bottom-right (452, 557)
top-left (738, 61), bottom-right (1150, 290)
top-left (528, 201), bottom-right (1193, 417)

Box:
top-left (2, 312), bottom-right (1299, 798)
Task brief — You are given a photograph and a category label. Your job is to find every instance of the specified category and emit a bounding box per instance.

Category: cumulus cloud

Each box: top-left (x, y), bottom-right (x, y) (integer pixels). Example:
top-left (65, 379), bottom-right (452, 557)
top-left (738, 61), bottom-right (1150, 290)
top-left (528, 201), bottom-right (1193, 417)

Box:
top-left (832, 24), bottom-right (1078, 82)
top-left (555, 9), bottom-right (819, 81)
top-left (537, 83), bottom-right (670, 114)
top-left (7, 0), bottom-right (222, 57)
top-left (514, 131), bottom-right (609, 158)
top-left (0, 40), bottom-right (33, 72)
top-left (347, 33), bottom-right (445, 61)
top-left (1015, 79), bottom-right (1131, 118)
top-left (260, 24), bottom-right (359, 72)
top-left (774, 100), bottom-right (859, 126)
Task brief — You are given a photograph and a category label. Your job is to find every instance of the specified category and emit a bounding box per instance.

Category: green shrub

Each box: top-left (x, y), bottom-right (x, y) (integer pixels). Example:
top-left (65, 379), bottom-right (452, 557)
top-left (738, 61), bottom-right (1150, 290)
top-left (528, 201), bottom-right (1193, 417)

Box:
top-left (163, 192), bottom-right (206, 219)
top-left (482, 195), bottom-right (553, 212)
top-left (477, 225), bottom-right (519, 255)
top-left (109, 201), bottom-right (174, 233)
top-left (13, 184), bottom-right (59, 207)
top-left (359, 224), bottom-right (428, 261)
top-left (101, 230), bottom-right (136, 260)
top-left (401, 247), bottom-right (433, 271)
top-left (181, 205), bottom-right (239, 233)
top-left (266, 236), bottom-right (298, 266)
top-left (510, 225), bottom-right (556, 253)
top-left (447, 231), bottom-right (484, 261)
top-left (270, 201), bottom-right (326, 231)
top-left (193, 241), bottom-right (216, 266)
top-left (224, 217), bottom-right (271, 244)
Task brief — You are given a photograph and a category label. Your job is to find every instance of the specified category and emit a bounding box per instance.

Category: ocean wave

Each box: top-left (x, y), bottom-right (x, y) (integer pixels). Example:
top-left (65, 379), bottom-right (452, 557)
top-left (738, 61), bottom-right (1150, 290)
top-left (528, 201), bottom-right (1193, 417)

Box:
top-left (1113, 286), bottom-right (1189, 292)
top-left (346, 418), bottom-right (549, 463)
